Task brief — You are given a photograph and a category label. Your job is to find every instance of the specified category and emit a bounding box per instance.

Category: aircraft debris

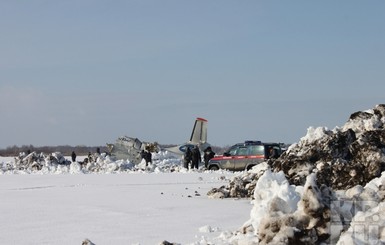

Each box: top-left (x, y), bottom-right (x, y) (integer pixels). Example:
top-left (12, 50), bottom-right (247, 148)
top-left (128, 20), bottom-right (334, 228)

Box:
top-left (106, 136), bottom-right (160, 164)
top-left (106, 117), bottom-right (210, 163)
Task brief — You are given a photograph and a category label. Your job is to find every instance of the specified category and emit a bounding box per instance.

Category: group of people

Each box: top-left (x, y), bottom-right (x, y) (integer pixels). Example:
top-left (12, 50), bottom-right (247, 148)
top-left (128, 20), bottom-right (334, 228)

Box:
top-left (72, 145), bottom-right (213, 169)
top-left (71, 147), bottom-right (102, 164)
top-left (184, 145), bottom-right (215, 169)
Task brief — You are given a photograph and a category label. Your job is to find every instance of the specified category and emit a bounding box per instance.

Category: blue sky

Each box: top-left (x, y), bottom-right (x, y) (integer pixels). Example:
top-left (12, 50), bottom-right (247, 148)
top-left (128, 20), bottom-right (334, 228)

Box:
top-left (1, 1), bottom-right (384, 149)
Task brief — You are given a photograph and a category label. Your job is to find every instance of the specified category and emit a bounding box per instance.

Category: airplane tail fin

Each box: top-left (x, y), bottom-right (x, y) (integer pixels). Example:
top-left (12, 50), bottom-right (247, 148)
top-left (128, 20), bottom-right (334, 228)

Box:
top-left (189, 117), bottom-right (208, 144)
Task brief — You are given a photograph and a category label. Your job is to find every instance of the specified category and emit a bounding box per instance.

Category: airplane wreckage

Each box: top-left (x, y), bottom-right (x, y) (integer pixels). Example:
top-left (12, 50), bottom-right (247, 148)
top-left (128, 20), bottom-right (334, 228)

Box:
top-left (106, 117), bottom-right (210, 164)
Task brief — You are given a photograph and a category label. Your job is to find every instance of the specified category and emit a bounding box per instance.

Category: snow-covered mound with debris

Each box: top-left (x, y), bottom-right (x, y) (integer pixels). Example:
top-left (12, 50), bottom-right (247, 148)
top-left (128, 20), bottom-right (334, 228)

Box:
top-left (272, 104), bottom-right (385, 190)
top-left (206, 104), bottom-right (385, 244)
top-left (208, 104), bottom-right (385, 200)
top-left (211, 168), bottom-right (385, 244)
top-left (0, 150), bottom-right (184, 175)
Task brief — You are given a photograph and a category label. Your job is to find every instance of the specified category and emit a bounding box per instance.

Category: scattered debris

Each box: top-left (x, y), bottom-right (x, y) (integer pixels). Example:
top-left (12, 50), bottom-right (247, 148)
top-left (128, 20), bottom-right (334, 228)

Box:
top-left (159, 240), bottom-right (180, 245)
top-left (199, 225), bottom-right (220, 233)
top-left (1, 151), bottom-right (183, 174)
top-left (106, 136), bottom-right (160, 165)
top-left (11, 151), bottom-right (71, 172)
top-left (82, 238), bottom-right (96, 245)
top-left (207, 162), bottom-right (269, 199)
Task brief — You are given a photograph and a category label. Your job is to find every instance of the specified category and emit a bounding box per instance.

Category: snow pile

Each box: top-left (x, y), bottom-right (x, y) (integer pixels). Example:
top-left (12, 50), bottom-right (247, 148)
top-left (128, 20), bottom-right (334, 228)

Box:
top-left (252, 172), bottom-right (332, 244)
top-left (207, 162), bottom-right (270, 199)
top-left (335, 171), bottom-right (385, 244)
top-left (208, 104), bottom-right (385, 200)
top-left (211, 167), bottom-right (385, 244)
top-left (212, 171), bottom-right (331, 244)
top-left (273, 104), bottom-right (385, 189)
top-left (207, 104), bottom-right (385, 244)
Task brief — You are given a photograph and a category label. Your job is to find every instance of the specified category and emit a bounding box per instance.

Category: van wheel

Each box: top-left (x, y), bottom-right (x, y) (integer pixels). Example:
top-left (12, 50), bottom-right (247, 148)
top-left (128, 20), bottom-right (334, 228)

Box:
top-left (209, 165), bottom-right (219, 171)
top-left (246, 165), bottom-right (255, 171)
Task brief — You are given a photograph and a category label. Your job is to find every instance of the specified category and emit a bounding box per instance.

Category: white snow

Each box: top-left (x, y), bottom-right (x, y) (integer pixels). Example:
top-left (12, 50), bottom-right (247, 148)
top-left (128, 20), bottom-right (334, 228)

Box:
top-left (0, 159), bottom-right (251, 244)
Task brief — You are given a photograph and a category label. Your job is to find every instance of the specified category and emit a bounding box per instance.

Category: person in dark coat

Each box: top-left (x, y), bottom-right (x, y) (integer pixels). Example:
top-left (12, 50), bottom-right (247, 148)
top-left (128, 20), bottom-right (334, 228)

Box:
top-left (203, 146), bottom-right (215, 168)
top-left (87, 152), bottom-right (93, 163)
top-left (71, 151), bottom-right (76, 162)
top-left (141, 147), bottom-right (152, 167)
top-left (144, 151), bottom-right (152, 166)
top-left (191, 145), bottom-right (201, 169)
top-left (184, 147), bottom-right (192, 169)
top-left (141, 149), bottom-right (146, 161)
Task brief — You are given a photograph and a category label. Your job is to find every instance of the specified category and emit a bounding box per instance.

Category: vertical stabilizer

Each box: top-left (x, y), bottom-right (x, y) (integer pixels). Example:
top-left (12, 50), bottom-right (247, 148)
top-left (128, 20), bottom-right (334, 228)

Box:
top-left (189, 117), bottom-right (208, 144)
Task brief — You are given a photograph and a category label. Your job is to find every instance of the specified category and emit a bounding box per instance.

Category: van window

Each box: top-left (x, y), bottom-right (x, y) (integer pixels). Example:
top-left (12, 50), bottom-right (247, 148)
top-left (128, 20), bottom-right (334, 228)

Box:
top-left (235, 147), bottom-right (248, 156)
top-left (227, 146), bottom-right (237, 156)
top-left (248, 145), bottom-right (264, 156)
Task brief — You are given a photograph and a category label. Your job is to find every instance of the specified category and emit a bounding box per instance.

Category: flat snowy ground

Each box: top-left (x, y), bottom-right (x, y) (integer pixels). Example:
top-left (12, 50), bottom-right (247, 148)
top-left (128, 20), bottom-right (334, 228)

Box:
top-left (0, 169), bottom-right (251, 245)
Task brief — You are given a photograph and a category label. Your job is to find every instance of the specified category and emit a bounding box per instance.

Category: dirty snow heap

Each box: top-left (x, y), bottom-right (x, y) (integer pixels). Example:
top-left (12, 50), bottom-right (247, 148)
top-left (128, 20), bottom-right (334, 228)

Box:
top-left (207, 104), bottom-right (385, 245)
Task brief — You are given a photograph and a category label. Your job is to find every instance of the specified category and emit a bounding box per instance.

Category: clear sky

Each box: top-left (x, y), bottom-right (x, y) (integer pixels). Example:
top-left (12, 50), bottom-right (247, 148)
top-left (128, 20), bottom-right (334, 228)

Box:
top-left (1, 0), bottom-right (384, 149)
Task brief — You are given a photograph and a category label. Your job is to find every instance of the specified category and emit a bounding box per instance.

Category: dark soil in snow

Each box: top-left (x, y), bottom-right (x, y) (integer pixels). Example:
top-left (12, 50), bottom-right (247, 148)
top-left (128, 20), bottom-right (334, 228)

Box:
top-left (207, 104), bottom-right (385, 244)
top-left (209, 104), bottom-right (385, 200)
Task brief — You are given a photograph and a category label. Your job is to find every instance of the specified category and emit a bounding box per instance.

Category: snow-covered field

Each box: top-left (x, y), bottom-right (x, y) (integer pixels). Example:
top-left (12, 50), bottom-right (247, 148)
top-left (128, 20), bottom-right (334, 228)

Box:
top-left (0, 167), bottom-right (252, 245)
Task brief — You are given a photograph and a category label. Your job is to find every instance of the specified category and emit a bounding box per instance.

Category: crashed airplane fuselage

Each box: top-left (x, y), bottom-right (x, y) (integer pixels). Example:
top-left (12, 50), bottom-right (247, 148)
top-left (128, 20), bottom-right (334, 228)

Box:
top-left (106, 117), bottom-right (210, 164)
top-left (106, 136), bottom-right (159, 165)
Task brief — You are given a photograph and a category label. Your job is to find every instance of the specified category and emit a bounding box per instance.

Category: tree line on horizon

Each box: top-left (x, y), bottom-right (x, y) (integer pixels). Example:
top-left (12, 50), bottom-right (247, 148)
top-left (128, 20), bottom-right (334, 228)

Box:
top-left (0, 145), bottom-right (108, 157)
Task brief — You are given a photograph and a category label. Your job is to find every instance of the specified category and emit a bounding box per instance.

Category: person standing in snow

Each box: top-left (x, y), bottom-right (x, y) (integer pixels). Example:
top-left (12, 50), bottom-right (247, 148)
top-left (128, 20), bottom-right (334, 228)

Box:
top-left (184, 147), bottom-right (192, 169)
top-left (191, 145), bottom-right (201, 169)
top-left (141, 147), bottom-right (152, 167)
top-left (141, 149), bottom-right (146, 161)
top-left (203, 146), bottom-right (215, 168)
top-left (144, 150), bottom-right (152, 166)
top-left (71, 151), bottom-right (76, 162)
top-left (87, 152), bottom-right (93, 163)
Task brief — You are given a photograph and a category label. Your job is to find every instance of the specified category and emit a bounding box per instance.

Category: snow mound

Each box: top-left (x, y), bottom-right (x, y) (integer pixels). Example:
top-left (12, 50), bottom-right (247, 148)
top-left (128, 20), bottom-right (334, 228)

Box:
top-left (218, 166), bottom-right (385, 244)
top-left (207, 104), bottom-right (385, 244)
top-left (207, 162), bottom-right (269, 199)
top-left (273, 104), bottom-right (385, 190)
top-left (208, 105), bottom-right (385, 200)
